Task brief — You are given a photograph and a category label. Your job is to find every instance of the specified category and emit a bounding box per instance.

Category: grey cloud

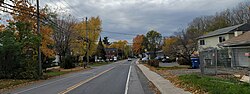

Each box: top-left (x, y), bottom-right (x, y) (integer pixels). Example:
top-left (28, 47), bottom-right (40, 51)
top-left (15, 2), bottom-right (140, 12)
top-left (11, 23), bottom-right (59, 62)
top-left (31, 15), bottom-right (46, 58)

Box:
top-left (42, 0), bottom-right (246, 42)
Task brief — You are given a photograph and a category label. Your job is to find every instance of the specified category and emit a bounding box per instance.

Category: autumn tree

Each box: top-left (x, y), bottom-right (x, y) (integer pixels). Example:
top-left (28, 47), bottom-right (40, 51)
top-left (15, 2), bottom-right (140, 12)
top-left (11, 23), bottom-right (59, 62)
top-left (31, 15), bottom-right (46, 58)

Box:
top-left (52, 15), bottom-right (76, 68)
top-left (132, 35), bottom-right (147, 55)
top-left (124, 45), bottom-right (132, 58)
top-left (10, 0), bottom-right (56, 63)
top-left (72, 16), bottom-right (102, 62)
top-left (146, 30), bottom-right (162, 58)
top-left (162, 36), bottom-right (178, 59)
top-left (0, 0), bottom-right (58, 78)
top-left (186, 1), bottom-right (250, 37)
top-left (109, 40), bottom-right (128, 58)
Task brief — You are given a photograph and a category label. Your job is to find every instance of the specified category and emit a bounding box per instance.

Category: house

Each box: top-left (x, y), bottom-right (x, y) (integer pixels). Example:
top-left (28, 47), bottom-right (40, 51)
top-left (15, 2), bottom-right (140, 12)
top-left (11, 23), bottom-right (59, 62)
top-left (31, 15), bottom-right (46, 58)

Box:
top-left (145, 50), bottom-right (164, 60)
top-left (219, 31), bottom-right (250, 67)
top-left (105, 48), bottom-right (118, 61)
top-left (198, 23), bottom-right (250, 51)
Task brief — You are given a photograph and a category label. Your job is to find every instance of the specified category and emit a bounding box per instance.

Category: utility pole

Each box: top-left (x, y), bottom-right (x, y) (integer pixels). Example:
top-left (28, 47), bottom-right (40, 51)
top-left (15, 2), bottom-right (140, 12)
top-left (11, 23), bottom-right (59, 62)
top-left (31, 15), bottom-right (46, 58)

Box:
top-left (86, 17), bottom-right (89, 67)
top-left (36, 0), bottom-right (42, 77)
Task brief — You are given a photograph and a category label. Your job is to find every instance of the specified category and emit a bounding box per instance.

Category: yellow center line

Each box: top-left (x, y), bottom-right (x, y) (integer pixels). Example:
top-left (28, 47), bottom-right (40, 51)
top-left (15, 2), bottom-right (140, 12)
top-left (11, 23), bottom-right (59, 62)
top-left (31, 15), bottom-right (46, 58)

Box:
top-left (59, 66), bottom-right (115, 94)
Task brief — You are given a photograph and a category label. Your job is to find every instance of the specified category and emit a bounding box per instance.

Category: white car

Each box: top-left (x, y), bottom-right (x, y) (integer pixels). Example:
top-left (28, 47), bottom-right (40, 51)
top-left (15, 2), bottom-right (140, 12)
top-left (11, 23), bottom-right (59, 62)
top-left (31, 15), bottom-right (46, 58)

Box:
top-left (127, 58), bottom-right (132, 61)
top-left (113, 57), bottom-right (117, 61)
top-left (142, 57), bottom-right (148, 61)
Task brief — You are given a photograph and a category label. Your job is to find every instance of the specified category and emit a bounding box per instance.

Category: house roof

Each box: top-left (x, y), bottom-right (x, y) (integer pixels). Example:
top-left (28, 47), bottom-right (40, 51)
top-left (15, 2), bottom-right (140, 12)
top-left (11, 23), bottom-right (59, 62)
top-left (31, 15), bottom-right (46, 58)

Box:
top-left (105, 48), bottom-right (118, 51)
top-left (219, 31), bottom-right (250, 47)
top-left (198, 23), bottom-right (250, 39)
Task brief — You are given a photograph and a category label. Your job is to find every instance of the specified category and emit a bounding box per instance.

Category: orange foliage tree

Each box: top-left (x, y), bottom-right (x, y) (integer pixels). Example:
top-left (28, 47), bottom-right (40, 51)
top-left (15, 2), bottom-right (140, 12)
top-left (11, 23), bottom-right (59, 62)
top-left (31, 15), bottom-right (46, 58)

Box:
top-left (11, 0), bottom-right (55, 59)
top-left (132, 35), bottom-right (146, 55)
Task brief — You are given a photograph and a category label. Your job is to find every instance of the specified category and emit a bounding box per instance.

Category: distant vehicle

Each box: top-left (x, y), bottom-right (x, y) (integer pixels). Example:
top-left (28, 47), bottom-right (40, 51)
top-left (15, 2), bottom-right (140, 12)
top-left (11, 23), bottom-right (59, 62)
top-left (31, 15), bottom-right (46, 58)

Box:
top-left (127, 58), bottom-right (132, 61)
top-left (155, 56), bottom-right (161, 60)
top-left (141, 57), bottom-right (148, 61)
top-left (113, 56), bottom-right (117, 62)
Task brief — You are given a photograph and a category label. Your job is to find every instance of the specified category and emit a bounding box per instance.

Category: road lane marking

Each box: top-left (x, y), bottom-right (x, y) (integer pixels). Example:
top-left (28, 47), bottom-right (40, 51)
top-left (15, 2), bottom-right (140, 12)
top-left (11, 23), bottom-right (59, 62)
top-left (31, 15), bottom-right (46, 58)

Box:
top-left (14, 73), bottom-right (84, 94)
top-left (125, 65), bottom-right (132, 94)
top-left (59, 66), bottom-right (115, 94)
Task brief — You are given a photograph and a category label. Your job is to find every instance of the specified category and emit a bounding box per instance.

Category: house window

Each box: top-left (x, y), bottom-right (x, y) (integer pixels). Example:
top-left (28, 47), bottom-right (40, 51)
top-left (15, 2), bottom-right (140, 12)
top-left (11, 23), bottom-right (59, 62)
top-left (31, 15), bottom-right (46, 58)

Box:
top-left (219, 36), bottom-right (226, 43)
top-left (200, 40), bottom-right (205, 45)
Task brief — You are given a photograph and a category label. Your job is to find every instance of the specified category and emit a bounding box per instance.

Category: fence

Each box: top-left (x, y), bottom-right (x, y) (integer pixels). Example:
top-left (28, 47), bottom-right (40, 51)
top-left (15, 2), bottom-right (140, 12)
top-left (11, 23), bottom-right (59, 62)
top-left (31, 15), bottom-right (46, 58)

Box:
top-left (199, 48), bottom-right (250, 76)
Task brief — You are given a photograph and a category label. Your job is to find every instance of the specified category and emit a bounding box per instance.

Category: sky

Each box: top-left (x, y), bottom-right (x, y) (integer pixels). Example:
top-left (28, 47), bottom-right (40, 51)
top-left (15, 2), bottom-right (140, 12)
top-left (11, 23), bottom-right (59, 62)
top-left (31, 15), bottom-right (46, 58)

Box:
top-left (1, 0), bottom-right (248, 43)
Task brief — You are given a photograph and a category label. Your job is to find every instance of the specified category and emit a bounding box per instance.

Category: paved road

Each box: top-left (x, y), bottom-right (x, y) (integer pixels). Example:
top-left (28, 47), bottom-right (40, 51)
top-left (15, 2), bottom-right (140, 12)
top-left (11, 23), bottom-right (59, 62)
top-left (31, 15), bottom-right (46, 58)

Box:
top-left (4, 60), bottom-right (154, 94)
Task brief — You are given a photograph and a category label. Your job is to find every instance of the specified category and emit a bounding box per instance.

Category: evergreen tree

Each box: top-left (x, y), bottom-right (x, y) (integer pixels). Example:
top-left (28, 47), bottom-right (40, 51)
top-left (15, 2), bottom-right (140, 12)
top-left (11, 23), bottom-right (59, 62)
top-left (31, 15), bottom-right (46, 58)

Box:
top-left (95, 37), bottom-right (106, 60)
top-left (103, 36), bottom-right (110, 46)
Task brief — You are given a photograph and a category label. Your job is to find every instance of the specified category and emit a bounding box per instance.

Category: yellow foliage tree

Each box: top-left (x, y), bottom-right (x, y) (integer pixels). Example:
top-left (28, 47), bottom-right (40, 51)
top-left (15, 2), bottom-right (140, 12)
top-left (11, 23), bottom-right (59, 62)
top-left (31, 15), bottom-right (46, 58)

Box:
top-left (109, 40), bottom-right (131, 58)
top-left (109, 40), bottom-right (128, 50)
top-left (40, 26), bottom-right (55, 58)
top-left (162, 37), bottom-right (178, 57)
top-left (72, 16), bottom-right (102, 57)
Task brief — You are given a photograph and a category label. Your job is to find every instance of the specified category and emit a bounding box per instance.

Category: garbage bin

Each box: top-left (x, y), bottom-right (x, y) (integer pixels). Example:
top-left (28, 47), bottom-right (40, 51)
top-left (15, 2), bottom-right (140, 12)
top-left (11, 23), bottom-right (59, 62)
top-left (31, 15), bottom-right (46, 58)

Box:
top-left (191, 57), bottom-right (200, 69)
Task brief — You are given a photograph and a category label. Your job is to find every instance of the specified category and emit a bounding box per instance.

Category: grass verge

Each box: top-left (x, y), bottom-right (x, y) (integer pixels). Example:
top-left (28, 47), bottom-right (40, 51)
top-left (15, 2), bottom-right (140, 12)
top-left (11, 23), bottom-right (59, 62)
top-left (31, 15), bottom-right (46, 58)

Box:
top-left (89, 62), bottom-right (112, 67)
top-left (178, 74), bottom-right (250, 94)
top-left (0, 67), bottom-right (88, 91)
top-left (0, 79), bottom-right (32, 90)
top-left (45, 71), bottom-right (68, 77)
top-left (0, 62), bottom-right (113, 91)
top-left (156, 66), bottom-right (189, 70)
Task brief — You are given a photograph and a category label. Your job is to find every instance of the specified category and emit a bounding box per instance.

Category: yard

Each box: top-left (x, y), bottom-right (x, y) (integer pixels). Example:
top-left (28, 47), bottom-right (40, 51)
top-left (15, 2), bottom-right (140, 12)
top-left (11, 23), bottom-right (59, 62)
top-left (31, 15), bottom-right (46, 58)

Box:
top-left (179, 74), bottom-right (250, 94)
top-left (144, 63), bottom-right (250, 94)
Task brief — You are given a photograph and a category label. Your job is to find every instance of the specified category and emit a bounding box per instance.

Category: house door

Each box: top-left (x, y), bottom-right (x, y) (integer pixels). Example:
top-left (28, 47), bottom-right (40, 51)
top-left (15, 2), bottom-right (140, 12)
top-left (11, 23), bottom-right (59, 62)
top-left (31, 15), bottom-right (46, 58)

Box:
top-left (234, 48), bottom-right (250, 67)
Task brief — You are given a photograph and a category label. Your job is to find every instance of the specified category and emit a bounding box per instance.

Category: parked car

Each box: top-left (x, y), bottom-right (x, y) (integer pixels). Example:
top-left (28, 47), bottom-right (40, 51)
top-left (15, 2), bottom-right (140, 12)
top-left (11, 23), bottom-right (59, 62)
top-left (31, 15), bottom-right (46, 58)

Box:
top-left (113, 56), bottom-right (117, 62)
top-left (141, 57), bottom-right (148, 61)
top-left (127, 58), bottom-right (132, 61)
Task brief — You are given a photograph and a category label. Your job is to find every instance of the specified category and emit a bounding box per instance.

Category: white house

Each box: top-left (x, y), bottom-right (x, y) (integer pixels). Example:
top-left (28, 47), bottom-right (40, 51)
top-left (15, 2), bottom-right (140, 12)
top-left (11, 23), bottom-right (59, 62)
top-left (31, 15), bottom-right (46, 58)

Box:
top-left (198, 23), bottom-right (250, 52)
top-left (198, 23), bottom-right (250, 68)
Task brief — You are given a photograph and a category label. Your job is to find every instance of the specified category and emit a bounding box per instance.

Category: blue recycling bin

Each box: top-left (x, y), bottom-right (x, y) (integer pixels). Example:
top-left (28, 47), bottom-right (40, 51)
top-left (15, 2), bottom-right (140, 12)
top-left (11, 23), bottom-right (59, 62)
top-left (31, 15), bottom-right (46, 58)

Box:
top-left (191, 58), bottom-right (200, 69)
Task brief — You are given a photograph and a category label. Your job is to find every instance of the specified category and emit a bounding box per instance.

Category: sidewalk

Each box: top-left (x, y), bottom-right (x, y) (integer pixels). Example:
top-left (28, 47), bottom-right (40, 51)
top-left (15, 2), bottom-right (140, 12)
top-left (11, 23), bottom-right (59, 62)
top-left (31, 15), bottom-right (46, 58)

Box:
top-left (136, 60), bottom-right (191, 94)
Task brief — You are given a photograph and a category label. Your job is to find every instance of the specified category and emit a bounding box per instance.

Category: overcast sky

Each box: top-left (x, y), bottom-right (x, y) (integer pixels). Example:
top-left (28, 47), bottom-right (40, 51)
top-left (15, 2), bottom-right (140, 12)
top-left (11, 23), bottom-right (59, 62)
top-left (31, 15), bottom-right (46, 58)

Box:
top-left (39, 0), bottom-right (250, 42)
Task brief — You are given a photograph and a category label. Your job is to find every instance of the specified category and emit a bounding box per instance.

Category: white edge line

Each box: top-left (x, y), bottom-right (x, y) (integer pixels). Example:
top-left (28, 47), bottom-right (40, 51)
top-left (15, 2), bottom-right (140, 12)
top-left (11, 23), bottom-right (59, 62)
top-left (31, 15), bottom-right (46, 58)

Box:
top-left (125, 65), bottom-right (132, 94)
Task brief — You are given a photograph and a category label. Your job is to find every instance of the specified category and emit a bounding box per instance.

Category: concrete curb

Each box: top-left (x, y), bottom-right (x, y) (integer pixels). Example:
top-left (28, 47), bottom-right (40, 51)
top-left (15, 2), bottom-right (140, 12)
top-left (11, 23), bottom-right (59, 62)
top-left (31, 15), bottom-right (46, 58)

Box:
top-left (136, 60), bottom-right (191, 94)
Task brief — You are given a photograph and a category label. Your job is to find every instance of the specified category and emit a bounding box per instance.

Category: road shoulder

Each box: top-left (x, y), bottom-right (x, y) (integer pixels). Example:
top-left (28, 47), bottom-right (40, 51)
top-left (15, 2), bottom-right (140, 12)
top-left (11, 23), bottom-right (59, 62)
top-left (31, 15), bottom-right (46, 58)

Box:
top-left (128, 64), bottom-right (145, 94)
top-left (136, 60), bottom-right (191, 94)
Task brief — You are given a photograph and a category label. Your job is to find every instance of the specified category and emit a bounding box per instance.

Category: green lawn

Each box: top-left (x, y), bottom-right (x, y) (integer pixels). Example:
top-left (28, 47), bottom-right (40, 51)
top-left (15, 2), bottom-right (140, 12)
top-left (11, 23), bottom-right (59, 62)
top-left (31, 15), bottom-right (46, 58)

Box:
top-left (179, 74), bottom-right (250, 94)
top-left (90, 62), bottom-right (112, 67)
top-left (45, 71), bottom-right (67, 77)
top-left (156, 66), bottom-right (189, 70)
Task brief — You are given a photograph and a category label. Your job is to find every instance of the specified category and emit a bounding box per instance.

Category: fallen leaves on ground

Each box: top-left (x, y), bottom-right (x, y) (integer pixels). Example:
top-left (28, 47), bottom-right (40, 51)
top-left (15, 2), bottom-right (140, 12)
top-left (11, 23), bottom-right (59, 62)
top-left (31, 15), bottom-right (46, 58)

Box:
top-left (143, 64), bottom-right (207, 94)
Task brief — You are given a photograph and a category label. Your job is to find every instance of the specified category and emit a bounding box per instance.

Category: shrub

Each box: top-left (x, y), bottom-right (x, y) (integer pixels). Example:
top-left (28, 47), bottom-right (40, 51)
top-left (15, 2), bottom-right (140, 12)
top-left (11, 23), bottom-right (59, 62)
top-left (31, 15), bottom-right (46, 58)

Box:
top-left (147, 60), bottom-right (159, 67)
top-left (61, 55), bottom-right (76, 69)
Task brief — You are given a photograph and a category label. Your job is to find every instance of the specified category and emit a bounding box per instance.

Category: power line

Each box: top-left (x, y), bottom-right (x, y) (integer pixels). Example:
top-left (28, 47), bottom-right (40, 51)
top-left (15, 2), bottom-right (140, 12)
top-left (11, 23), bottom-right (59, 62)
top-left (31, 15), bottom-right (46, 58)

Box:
top-left (0, 2), bottom-right (72, 34)
top-left (102, 30), bottom-right (138, 36)
top-left (47, 0), bottom-right (82, 18)
top-left (60, 0), bottom-right (84, 17)
top-left (0, 2), bottom-right (143, 44)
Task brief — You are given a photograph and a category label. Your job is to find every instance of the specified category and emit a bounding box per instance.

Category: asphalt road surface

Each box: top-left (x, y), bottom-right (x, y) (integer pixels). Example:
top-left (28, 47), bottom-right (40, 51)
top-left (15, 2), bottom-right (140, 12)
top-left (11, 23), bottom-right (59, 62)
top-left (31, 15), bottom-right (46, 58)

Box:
top-left (4, 59), bottom-right (154, 94)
